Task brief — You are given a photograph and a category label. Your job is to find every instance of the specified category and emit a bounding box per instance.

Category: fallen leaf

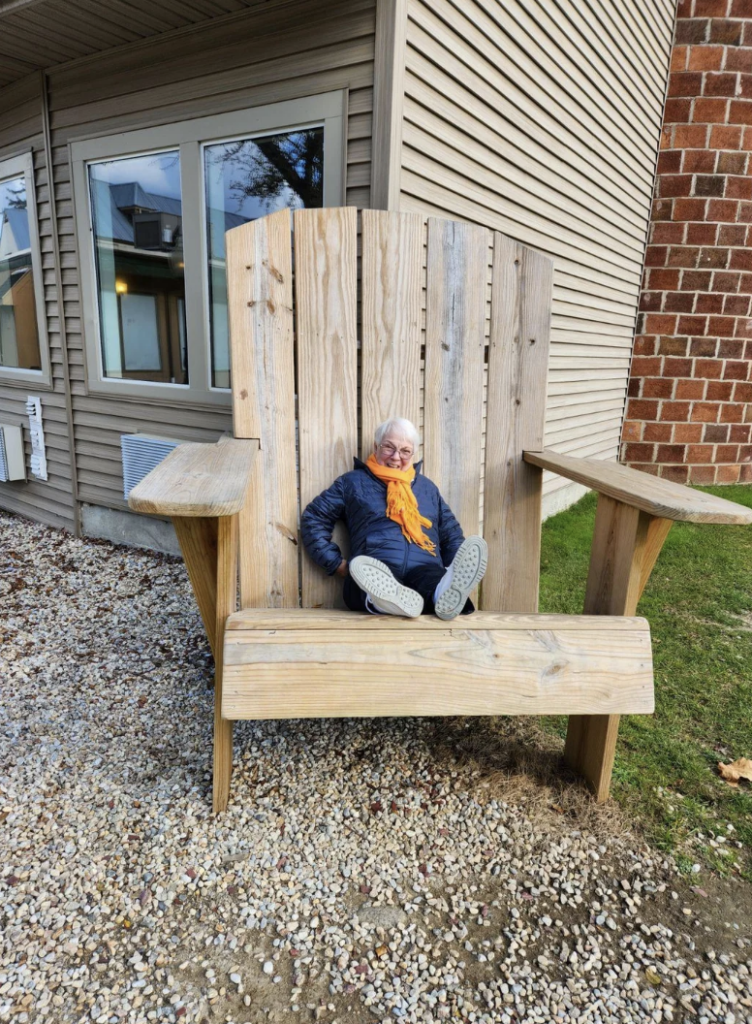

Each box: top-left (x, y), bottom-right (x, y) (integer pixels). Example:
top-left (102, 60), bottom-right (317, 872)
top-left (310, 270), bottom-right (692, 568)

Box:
top-left (717, 757), bottom-right (752, 786)
top-left (690, 886), bottom-right (708, 898)
top-left (375, 945), bottom-right (388, 958)
top-left (645, 967), bottom-right (661, 987)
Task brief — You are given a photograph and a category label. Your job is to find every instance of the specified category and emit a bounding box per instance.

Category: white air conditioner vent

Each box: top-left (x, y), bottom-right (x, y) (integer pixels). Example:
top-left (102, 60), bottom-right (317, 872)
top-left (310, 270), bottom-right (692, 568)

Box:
top-left (121, 434), bottom-right (182, 499)
top-left (0, 424), bottom-right (26, 482)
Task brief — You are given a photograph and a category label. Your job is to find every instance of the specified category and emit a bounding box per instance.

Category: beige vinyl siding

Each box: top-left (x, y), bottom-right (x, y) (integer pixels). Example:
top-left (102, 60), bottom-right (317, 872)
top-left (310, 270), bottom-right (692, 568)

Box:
top-left (400, 0), bottom-right (675, 512)
top-left (0, 74), bottom-right (77, 531)
top-left (46, 0), bottom-right (375, 513)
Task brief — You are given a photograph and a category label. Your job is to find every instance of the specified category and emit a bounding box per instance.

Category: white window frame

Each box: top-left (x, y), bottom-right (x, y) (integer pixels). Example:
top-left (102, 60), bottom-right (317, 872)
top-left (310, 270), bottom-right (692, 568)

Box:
top-left (0, 151), bottom-right (51, 388)
top-left (71, 91), bottom-right (346, 406)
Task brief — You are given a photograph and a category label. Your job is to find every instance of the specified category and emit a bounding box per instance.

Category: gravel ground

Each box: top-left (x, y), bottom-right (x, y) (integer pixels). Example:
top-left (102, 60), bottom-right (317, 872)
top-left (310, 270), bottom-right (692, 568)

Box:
top-left (1, 509), bottom-right (752, 1024)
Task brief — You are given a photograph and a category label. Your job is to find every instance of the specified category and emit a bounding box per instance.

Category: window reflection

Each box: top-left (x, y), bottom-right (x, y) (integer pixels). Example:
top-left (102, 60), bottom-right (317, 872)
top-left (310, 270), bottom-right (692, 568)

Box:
top-left (88, 152), bottom-right (187, 384)
top-left (204, 127), bottom-right (324, 388)
top-left (0, 176), bottom-right (41, 372)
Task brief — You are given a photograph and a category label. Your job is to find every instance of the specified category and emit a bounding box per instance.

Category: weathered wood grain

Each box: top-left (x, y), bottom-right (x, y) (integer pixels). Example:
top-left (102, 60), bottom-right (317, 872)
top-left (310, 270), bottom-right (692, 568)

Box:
top-left (295, 207), bottom-right (359, 609)
top-left (128, 440), bottom-right (256, 517)
top-left (484, 235), bottom-right (553, 613)
top-left (361, 209), bottom-right (423, 452)
top-left (213, 514), bottom-right (238, 815)
top-left (173, 517), bottom-right (219, 657)
top-left (524, 449), bottom-right (752, 524)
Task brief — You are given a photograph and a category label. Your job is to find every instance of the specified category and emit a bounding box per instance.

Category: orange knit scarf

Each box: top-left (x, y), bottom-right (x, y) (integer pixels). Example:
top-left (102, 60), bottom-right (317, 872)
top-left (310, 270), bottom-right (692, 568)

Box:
top-left (366, 453), bottom-right (437, 556)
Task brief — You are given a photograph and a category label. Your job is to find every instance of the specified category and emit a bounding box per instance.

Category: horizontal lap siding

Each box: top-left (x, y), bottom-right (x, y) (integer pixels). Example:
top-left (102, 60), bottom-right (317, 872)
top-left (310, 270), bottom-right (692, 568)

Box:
top-left (401, 0), bottom-right (675, 512)
top-left (0, 74), bottom-right (76, 531)
top-left (47, 0), bottom-right (375, 513)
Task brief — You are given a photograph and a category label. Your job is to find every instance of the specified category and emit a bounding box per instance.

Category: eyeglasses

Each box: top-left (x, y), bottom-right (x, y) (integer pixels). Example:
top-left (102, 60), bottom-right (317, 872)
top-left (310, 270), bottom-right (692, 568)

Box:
top-left (378, 442), bottom-right (414, 461)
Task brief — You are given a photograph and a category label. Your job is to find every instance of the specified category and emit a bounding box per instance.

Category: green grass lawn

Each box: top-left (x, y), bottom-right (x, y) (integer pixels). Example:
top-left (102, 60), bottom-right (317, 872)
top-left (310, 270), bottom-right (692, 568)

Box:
top-left (538, 484), bottom-right (752, 881)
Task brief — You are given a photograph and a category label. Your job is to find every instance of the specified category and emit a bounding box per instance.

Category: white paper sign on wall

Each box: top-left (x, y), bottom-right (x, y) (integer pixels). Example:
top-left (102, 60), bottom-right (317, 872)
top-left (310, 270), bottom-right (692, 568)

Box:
top-left (26, 396), bottom-right (48, 481)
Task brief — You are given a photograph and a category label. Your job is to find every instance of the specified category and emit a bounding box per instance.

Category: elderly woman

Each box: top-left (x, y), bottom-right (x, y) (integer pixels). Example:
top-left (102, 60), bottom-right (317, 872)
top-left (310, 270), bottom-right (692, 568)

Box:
top-left (301, 417), bottom-right (487, 619)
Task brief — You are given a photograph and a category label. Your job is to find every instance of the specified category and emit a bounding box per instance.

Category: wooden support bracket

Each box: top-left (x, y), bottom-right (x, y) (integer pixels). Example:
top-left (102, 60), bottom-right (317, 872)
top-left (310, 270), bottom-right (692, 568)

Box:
top-left (565, 494), bottom-right (672, 801)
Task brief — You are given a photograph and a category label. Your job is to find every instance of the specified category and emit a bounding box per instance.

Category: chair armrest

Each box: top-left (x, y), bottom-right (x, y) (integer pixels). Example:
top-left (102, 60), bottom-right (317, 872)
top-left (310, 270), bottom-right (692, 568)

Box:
top-left (523, 448), bottom-right (752, 524)
top-left (128, 439), bottom-right (258, 517)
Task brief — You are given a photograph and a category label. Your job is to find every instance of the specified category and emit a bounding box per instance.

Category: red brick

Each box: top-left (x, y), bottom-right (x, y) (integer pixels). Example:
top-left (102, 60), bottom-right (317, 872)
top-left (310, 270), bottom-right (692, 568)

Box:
top-left (740, 442), bottom-right (752, 459)
top-left (730, 249), bottom-right (752, 271)
top-left (692, 401), bottom-right (721, 421)
top-left (738, 316), bottom-right (752, 335)
top-left (622, 421), bottom-right (642, 442)
top-left (695, 97), bottom-right (730, 123)
top-left (661, 175), bottom-right (694, 198)
top-left (672, 45), bottom-right (689, 73)
top-left (698, 246), bottom-right (729, 268)
top-left (677, 20), bottom-right (710, 45)
top-left (746, 339), bottom-right (752, 358)
top-left (706, 380), bottom-right (735, 400)
top-left (708, 315), bottom-right (738, 334)
top-left (675, 198), bottom-right (709, 221)
top-left (662, 401), bottom-right (692, 422)
top-left (644, 421), bottom-right (674, 441)
top-left (704, 72), bottom-right (739, 97)
top-left (686, 222), bottom-right (718, 244)
top-left (666, 98), bottom-right (693, 124)
top-left (658, 443), bottom-right (688, 462)
top-left (709, 124), bottom-right (740, 148)
top-left (743, 125), bottom-right (752, 149)
top-left (721, 405), bottom-right (745, 424)
top-left (695, 357), bottom-right (724, 377)
top-left (681, 149), bottom-right (714, 174)
top-left (718, 443), bottom-right (741, 460)
top-left (645, 245), bottom-right (668, 267)
top-left (689, 337), bottom-right (718, 356)
top-left (661, 465), bottom-right (690, 483)
top-left (696, 292), bottom-right (726, 312)
top-left (641, 291), bottom-right (664, 312)
top-left (717, 464), bottom-right (741, 481)
top-left (725, 48), bottom-right (752, 72)
top-left (739, 272), bottom-right (752, 291)
top-left (645, 314), bottom-right (679, 333)
top-left (718, 223), bottom-right (747, 245)
top-left (737, 200), bottom-right (752, 221)
top-left (665, 292), bottom-right (696, 313)
top-left (674, 422), bottom-right (705, 442)
top-left (633, 336), bottom-right (657, 356)
top-left (627, 399), bottom-right (660, 420)
top-left (664, 356), bottom-right (695, 376)
top-left (658, 150), bottom-right (683, 175)
top-left (649, 268), bottom-right (681, 290)
top-left (729, 423), bottom-right (752, 442)
top-left (723, 294), bottom-right (750, 315)
top-left (631, 356), bottom-right (663, 377)
top-left (732, 0), bottom-right (752, 15)
top-left (681, 270), bottom-right (713, 290)
top-left (724, 359), bottom-right (750, 378)
top-left (695, 174), bottom-right (728, 197)
top-left (677, 377), bottom-right (708, 399)
top-left (717, 151), bottom-right (748, 174)
top-left (730, 99), bottom-right (752, 125)
top-left (705, 423), bottom-right (730, 441)
top-left (707, 198), bottom-right (739, 220)
top-left (718, 337), bottom-right (746, 356)
top-left (690, 464), bottom-right (717, 482)
top-left (643, 377), bottom-right (676, 399)
top-left (688, 443), bottom-right (716, 463)
top-left (696, 0), bottom-right (730, 14)
top-left (627, 377), bottom-right (641, 398)
top-left (678, 314), bottom-right (709, 333)
top-left (725, 176), bottom-right (752, 199)
top-left (689, 43), bottom-right (725, 70)
top-left (653, 222), bottom-right (687, 244)
top-left (742, 463), bottom-right (752, 481)
top-left (669, 246), bottom-right (702, 269)
top-left (653, 198), bottom-right (674, 222)
top-left (624, 443), bottom-right (655, 463)
top-left (711, 19), bottom-right (744, 45)
top-left (670, 71), bottom-right (704, 96)
top-left (657, 337), bottom-right (688, 357)
top-left (713, 270), bottom-right (742, 291)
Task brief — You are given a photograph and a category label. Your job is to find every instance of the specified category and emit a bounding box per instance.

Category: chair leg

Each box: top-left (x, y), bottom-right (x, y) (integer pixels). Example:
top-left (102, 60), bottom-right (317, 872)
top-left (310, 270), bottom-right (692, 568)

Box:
top-left (565, 495), bottom-right (671, 801)
top-left (213, 514), bottom-right (238, 813)
top-left (213, 703), bottom-right (234, 814)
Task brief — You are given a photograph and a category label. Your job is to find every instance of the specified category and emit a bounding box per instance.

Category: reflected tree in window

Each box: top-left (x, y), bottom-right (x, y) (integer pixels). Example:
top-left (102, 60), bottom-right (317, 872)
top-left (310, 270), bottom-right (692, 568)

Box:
top-left (0, 176), bottom-right (41, 372)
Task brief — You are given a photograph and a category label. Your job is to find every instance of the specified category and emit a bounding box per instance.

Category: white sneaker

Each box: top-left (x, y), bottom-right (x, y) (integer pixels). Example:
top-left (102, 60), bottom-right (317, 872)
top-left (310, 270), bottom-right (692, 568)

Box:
top-left (349, 556), bottom-right (424, 618)
top-left (433, 536), bottom-right (488, 620)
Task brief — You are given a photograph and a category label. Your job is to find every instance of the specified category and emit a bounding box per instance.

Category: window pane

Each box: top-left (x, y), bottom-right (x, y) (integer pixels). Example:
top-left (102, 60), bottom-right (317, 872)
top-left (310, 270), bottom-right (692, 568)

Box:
top-left (88, 152), bottom-right (187, 384)
top-left (204, 127), bottom-right (324, 388)
top-left (0, 175), bottom-right (41, 372)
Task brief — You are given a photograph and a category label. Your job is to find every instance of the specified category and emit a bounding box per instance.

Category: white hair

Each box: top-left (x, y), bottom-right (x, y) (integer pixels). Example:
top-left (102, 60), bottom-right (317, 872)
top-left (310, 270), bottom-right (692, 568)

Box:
top-left (373, 418), bottom-right (420, 450)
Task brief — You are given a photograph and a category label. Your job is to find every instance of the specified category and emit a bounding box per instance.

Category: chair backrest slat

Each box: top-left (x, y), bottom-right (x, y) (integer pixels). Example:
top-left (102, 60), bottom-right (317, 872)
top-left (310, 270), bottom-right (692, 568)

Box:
top-left (423, 217), bottom-right (488, 539)
top-left (483, 235), bottom-right (552, 613)
top-left (361, 209), bottom-right (424, 453)
top-left (226, 209), bottom-right (298, 608)
top-left (294, 207), bottom-right (359, 609)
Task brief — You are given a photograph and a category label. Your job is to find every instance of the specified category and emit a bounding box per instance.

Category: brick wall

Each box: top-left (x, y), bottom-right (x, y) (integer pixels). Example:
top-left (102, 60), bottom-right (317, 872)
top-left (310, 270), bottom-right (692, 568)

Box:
top-left (622, 0), bottom-right (752, 485)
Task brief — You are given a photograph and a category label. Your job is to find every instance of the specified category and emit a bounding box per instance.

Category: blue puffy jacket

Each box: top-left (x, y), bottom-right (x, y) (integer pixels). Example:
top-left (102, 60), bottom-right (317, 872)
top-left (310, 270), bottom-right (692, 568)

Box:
top-left (301, 458), bottom-right (465, 578)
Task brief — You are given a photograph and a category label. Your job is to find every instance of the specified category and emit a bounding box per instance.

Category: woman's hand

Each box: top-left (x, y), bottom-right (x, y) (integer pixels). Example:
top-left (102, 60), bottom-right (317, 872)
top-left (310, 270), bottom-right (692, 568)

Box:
top-left (335, 560), bottom-right (349, 578)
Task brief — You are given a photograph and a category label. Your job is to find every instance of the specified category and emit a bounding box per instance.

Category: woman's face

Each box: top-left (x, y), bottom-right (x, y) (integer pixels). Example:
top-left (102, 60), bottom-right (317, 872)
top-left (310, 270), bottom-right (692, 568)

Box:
top-left (374, 433), bottom-right (415, 470)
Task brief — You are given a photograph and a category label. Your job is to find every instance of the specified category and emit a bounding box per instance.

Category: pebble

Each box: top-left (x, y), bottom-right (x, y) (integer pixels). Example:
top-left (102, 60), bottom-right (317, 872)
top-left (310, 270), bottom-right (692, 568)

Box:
top-left (1, 511), bottom-right (751, 1024)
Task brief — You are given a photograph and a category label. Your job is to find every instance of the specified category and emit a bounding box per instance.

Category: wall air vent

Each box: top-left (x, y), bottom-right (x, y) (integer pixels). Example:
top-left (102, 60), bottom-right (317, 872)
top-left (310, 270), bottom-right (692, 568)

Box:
top-left (120, 434), bottom-right (182, 500)
top-left (0, 423), bottom-right (26, 482)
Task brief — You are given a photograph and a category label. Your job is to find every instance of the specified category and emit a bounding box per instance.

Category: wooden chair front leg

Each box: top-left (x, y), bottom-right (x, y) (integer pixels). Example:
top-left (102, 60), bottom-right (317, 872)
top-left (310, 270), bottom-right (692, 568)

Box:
top-left (565, 494), bottom-right (672, 801)
top-left (173, 514), bottom-right (238, 814)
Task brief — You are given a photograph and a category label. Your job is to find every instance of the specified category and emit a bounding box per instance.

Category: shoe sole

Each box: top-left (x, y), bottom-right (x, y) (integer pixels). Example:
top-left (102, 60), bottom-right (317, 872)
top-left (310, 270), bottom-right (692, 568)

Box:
top-left (349, 556), bottom-right (424, 618)
top-left (434, 536), bottom-right (488, 621)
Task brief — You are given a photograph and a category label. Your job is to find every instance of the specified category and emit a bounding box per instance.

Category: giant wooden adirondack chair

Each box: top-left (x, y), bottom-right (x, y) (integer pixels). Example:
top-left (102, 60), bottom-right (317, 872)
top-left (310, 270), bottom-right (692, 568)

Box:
top-left (129, 208), bottom-right (752, 813)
